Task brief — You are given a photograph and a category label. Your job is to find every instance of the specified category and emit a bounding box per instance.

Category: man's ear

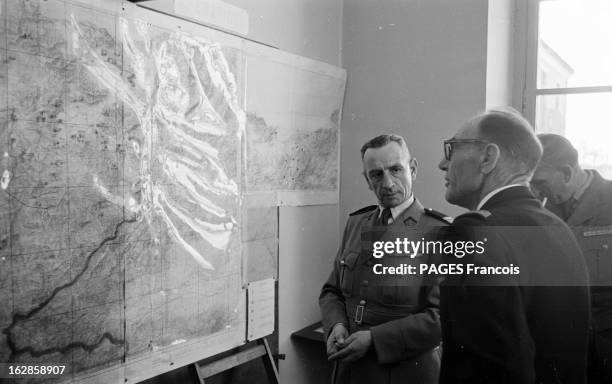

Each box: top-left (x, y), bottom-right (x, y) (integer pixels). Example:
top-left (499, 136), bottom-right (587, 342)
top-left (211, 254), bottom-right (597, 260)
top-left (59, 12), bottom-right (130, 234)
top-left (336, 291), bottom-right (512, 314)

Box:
top-left (409, 158), bottom-right (418, 180)
top-left (480, 143), bottom-right (501, 174)
top-left (558, 165), bottom-right (573, 183)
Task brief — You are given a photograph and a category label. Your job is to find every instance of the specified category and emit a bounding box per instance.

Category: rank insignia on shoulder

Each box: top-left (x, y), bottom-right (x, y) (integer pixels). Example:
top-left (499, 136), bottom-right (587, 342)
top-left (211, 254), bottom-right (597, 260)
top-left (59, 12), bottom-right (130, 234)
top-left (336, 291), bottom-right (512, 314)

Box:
top-left (456, 210), bottom-right (491, 221)
top-left (424, 208), bottom-right (453, 224)
top-left (349, 205), bottom-right (378, 216)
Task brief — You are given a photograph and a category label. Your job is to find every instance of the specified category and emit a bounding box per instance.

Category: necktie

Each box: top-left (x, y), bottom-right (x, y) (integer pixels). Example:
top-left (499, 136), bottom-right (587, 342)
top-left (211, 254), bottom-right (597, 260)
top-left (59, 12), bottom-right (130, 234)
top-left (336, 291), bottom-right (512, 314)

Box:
top-left (372, 208), bottom-right (392, 242)
top-left (379, 208), bottom-right (392, 226)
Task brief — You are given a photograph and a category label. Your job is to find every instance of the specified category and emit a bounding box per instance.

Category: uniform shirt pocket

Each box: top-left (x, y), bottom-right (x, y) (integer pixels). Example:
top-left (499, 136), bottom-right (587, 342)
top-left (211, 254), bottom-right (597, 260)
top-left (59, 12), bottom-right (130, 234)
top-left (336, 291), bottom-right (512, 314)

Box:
top-left (581, 229), bottom-right (612, 284)
top-left (378, 286), bottom-right (419, 307)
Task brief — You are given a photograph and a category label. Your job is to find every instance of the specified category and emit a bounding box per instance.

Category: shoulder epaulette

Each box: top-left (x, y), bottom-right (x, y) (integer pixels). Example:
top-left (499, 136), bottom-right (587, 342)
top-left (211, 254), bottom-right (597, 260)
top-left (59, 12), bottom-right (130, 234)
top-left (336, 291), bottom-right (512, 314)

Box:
top-left (424, 208), bottom-right (453, 224)
top-left (349, 205), bottom-right (378, 216)
top-left (455, 210), bottom-right (491, 221)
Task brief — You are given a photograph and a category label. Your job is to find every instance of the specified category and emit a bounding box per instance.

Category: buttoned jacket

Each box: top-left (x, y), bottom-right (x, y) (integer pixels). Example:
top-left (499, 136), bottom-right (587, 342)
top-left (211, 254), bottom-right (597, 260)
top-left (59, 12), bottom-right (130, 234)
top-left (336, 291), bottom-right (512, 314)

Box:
top-left (319, 199), bottom-right (448, 384)
top-left (546, 170), bottom-right (612, 381)
top-left (439, 186), bottom-right (590, 384)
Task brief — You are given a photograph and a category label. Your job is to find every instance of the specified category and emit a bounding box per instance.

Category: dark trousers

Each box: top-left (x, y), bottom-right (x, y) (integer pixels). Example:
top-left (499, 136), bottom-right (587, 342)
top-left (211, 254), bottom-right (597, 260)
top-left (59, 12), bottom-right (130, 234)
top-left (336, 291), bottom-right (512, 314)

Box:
top-left (588, 330), bottom-right (612, 384)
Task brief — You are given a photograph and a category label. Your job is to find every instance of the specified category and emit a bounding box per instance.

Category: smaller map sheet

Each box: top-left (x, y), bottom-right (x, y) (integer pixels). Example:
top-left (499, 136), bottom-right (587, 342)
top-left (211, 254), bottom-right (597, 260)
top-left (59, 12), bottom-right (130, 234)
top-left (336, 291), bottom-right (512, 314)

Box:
top-left (244, 42), bottom-right (346, 207)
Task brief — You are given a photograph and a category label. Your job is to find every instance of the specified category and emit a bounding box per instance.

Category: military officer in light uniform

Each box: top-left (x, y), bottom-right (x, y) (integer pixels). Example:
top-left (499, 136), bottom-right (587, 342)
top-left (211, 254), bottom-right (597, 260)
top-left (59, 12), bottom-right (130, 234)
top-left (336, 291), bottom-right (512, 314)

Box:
top-left (319, 134), bottom-right (450, 384)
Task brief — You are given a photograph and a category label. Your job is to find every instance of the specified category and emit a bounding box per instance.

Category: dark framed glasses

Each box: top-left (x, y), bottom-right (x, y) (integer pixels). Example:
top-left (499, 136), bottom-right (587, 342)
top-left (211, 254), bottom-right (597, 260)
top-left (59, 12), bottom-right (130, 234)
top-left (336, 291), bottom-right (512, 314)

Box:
top-left (443, 139), bottom-right (489, 160)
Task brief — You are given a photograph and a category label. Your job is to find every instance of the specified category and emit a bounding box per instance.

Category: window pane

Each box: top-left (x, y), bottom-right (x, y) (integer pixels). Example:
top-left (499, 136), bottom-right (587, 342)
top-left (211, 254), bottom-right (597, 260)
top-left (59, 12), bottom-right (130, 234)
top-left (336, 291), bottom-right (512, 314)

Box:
top-left (536, 93), bottom-right (612, 179)
top-left (538, 0), bottom-right (612, 88)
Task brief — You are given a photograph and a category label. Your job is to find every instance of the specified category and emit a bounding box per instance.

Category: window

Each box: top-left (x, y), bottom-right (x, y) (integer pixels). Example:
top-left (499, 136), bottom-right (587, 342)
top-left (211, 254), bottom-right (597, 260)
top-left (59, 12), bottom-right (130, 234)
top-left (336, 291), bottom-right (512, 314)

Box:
top-left (525, 0), bottom-right (612, 178)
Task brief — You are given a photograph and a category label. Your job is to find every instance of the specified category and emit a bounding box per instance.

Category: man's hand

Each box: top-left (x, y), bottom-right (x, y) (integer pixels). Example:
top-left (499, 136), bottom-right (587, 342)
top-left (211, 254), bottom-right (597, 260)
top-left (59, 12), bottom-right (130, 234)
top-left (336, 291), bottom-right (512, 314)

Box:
top-left (328, 330), bottom-right (372, 363)
top-left (326, 323), bottom-right (349, 356)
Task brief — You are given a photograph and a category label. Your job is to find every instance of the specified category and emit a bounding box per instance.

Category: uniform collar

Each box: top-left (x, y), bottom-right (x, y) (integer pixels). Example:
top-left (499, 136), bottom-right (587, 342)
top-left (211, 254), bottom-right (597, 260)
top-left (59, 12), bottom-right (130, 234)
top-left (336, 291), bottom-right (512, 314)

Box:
top-left (573, 169), bottom-right (593, 202)
top-left (378, 194), bottom-right (415, 224)
top-left (476, 183), bottom-right (526, 210)
top-left (565, 170), bottom-right (605, 225)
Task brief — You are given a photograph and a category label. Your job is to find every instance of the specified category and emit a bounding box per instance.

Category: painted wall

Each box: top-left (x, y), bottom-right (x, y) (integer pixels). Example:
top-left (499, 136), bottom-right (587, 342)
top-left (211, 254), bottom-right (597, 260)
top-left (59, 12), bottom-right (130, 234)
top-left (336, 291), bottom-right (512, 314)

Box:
top-left (227, 0), bottom-right (342, 65)
top-left (341, 0), bottom-right (490, 220)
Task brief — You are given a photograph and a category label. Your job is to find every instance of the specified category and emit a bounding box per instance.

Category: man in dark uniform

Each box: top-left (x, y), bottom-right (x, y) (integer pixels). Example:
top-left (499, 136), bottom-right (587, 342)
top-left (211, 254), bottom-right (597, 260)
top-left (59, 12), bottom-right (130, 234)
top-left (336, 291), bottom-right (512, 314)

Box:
top-left (531, 133), bottom-right (612, 384)
top-left (319, 134), bottom-right (450, 384)
top-left (437, 109), bottom-right (590, 383)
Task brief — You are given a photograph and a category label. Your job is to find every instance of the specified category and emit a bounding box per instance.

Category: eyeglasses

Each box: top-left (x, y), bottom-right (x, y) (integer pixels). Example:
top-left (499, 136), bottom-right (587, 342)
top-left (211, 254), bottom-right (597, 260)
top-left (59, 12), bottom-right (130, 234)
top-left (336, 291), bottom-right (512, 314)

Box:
top-left (443, 139), bottom-right (489, 160)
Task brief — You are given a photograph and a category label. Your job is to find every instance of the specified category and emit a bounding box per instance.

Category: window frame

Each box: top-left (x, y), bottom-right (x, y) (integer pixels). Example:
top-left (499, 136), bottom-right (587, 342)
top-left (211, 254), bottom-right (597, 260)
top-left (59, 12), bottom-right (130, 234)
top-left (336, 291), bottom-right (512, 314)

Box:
top-left (523, 0), bottom-right (612, 127)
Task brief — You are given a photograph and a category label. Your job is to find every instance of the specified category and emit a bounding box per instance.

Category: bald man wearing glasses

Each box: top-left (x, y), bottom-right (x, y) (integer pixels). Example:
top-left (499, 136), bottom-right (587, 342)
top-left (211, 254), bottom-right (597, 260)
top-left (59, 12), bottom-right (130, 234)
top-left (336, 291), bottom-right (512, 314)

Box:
top-left (436, 109), bottom-right (590, 384)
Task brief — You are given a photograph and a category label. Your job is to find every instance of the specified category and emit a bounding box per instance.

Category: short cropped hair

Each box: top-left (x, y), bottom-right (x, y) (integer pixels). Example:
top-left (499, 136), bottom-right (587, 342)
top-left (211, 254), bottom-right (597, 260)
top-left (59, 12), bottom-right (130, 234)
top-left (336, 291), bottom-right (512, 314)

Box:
top-left (537, 133), bottom-right (579, 168)
top-left (360, 134), bottom-right (408, 159)
top-left (473, 108), bottom-right (543, 174)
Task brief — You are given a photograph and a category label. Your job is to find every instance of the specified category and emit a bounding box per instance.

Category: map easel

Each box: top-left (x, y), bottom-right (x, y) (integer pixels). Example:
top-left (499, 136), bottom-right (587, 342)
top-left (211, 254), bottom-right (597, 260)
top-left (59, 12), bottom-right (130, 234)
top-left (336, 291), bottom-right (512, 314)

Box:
top-left (190, 338), bottom-right (279, 384)
top-left (191, 278), bottom-right (279, 383)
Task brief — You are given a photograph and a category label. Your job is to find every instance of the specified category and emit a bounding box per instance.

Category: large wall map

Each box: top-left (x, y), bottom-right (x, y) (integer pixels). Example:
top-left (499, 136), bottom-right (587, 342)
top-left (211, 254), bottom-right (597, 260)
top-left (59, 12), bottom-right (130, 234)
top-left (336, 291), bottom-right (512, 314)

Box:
top-left (0, 0), bottom-right (345, 383)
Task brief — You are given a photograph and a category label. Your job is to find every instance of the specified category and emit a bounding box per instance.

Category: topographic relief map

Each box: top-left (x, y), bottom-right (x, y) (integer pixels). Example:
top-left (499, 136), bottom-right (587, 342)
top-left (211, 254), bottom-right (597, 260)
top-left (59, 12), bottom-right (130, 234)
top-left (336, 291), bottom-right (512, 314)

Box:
top-left (0, 0), bottom-right (345, 381)
top-left (1, 0), bottom-right (245, 382)
top-left (244, 49), bottom-right (346, 205)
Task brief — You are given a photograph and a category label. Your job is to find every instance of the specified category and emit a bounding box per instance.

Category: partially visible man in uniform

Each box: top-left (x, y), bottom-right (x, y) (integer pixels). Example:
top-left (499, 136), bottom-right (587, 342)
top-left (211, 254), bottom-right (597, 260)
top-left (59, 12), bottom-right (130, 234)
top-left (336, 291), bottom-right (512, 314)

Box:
top-left (437, 109), bottom-right (590, 383)
top-left (319, 134), bottom-right (450, 384)
top-left (531, 133), bottom-right (612, 384)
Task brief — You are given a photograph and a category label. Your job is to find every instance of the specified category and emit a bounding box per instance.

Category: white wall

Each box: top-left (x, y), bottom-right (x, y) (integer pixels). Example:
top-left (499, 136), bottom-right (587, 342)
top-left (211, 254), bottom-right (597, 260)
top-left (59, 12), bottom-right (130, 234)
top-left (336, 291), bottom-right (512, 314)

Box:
top-left (223, 0), bottom-right (342, 65)
top-left (341, 0), bottom-right (490, 220)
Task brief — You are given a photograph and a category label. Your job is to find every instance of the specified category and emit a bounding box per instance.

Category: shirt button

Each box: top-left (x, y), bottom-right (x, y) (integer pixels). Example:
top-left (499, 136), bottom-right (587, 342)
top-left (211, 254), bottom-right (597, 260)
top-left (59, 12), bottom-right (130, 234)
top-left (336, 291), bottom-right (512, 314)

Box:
top-left (359, 300), bottom-right (366, 305)
top-left (340, 260), bottom-right (346, 265)
top-left (362, 280), bottom-right (369, 286)
top-left (603, 244), bottom-right (609, 249)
